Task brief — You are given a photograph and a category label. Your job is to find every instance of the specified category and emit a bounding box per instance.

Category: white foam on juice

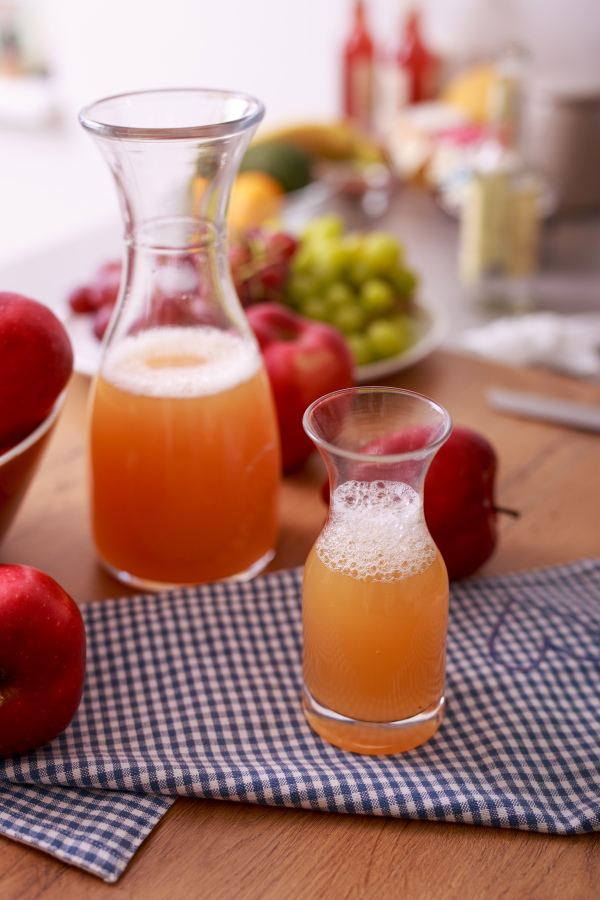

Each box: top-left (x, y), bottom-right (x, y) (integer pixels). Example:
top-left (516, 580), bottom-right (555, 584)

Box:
top-left (100, 326), bottom-right (261, 397)
top-left (317, 480), bottom-right (436, 582)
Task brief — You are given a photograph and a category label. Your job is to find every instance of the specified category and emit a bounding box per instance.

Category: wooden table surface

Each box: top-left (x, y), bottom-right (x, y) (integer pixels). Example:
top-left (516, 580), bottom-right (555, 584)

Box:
top-left (1, 351), bottom-right (599, 899)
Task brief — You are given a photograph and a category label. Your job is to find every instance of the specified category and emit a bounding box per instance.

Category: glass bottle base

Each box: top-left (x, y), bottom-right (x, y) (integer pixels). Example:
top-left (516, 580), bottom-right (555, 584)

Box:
top-left (98, 547), bottom-right (276, 593)
top-left (469, 275), bottom-right (536, 316)
top-left (302, 686), bottom-right (445, 755)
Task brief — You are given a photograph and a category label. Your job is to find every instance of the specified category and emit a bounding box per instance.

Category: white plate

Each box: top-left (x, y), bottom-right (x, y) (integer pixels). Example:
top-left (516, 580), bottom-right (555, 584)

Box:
top-left (64, 311), bottom-right (104, 377)
top-left (0, 220), bottom-right (446, 381)
top-left (355, 294), bottom-right (448, 383)
top-left (66, 294), bottom-right (447, 382)
top-left (65, 293), bottom-right (447, 382)
top-left (0, 220), bottom-right (121, 377)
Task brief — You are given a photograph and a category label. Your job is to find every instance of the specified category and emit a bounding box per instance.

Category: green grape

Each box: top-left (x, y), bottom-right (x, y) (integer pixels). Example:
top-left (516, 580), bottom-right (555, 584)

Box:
top-left (346, 333), bottom-right (372, 367)
top-left (359, 278), bottom-right (395, 317)
top-left (301, 212), bottom-right (346, 243)
top-left (389, 266), bottom-right (418, 299)
top-left (285, 272), bottom-right (319, 307)
top-left (331, 302), bottom-right (366, 335)
top-left (341, 231), bottom-right (364, 263)
top-left (300, 296), bottom-right (329, 321)
top-left (310, 238), bottom-right (349, 283)
top-left (290, 243), bottom-right (318, 275)
top-left (361, 231), bottom-right (403, 274)
top-left (366, 318), bottom-right (406, 360)
top-left (325, 281), bottom-right (356, 309)
top-left (390, 313), bottom-right (415, 352)
top-left (347, 257), bottom-right (373, 287)
top-left (280, 215), bottom-right (420, 364)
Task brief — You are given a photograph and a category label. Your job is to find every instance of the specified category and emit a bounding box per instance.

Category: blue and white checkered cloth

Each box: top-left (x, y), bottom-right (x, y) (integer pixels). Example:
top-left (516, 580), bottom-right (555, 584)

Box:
top-left (1, 559), bottom-right (599, 882)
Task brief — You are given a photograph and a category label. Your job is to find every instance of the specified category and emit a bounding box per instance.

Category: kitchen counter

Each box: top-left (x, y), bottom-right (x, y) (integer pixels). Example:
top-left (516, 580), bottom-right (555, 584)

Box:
top-left (1, 351), bottom-right (599, 899)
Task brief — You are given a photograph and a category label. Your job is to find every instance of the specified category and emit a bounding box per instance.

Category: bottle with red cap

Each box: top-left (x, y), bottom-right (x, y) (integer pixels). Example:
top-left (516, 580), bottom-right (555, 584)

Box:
top-left (342, 0), bottom-right (375, 131)
top-left (397, 6), bottom-right (439, 104)
top-left (373, 5), bottom-right (439, 136)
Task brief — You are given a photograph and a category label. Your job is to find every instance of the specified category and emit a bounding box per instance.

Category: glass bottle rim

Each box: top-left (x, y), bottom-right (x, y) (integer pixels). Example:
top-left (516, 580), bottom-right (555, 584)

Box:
top-left (79, 87), bottom-right (265, 141)
top-left (303, 385), bottom-right (452, 463)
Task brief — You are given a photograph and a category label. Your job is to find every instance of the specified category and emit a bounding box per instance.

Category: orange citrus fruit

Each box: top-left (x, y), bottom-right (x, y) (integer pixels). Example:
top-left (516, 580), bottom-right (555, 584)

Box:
top-left (228, 171), bottom-right (285, 232)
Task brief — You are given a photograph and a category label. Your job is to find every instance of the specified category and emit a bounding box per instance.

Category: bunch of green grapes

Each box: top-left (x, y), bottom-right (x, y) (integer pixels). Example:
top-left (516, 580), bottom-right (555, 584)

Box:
top-left (283, 213), bottom-right (418, 366)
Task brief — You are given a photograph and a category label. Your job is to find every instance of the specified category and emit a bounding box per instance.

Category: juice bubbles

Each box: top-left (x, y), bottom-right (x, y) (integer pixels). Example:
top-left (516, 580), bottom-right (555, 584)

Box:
top-left (89, 326), bottom-right (280, 588)
top-left (302, 479), bottom-right (448, 754)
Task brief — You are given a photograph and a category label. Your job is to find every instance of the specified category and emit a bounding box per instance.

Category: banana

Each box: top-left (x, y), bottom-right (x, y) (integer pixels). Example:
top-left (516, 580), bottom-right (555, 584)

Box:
top-left (441, 63), bottom-right (495, 124)
top-left (253, 120), bottom-right (385, 164)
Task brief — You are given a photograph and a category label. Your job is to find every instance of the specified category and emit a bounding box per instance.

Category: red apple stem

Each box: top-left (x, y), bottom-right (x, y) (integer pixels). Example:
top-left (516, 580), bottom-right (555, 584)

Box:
top-left (493, 505), bottom-right (520, 518)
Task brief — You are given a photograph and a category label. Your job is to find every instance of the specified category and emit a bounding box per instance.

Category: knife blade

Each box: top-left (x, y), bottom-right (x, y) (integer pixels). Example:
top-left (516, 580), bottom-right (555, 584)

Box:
top-left (487, 387), bottom-right (600, 433)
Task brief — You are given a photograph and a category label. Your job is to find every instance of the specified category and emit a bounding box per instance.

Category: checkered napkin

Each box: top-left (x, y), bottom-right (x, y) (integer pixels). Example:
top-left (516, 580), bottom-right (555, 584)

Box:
top-left (1, 559), bottom-right (599, 882)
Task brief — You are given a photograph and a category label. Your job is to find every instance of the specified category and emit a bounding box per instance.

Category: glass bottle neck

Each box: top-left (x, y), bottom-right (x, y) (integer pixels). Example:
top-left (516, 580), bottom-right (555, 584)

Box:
top-left (93, 132), bottom-right (248, 245)
top-left (79, 89), bottom-right (265, 344)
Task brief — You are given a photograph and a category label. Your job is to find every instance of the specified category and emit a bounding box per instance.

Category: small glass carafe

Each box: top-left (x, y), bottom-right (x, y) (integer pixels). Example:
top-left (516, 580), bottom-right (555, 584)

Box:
top-left (302, 386), bottom-right (452, 754)
top-left (79, 89), bottom-right (281, 591)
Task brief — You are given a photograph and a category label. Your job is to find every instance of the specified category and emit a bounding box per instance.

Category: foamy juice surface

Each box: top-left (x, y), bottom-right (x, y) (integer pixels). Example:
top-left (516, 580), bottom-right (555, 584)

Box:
top-left (99, 326), bottom-right (261, 397)
top-left (90, 325), bottom-right (279, 585)
top-left (317, 480), bottom-right (436, 582)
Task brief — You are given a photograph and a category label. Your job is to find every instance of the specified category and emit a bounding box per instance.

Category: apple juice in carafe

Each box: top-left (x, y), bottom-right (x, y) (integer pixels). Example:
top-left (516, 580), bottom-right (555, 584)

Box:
top-left (301, 386), bottom-right (452, 755)
top-left (90, 326), bottom-right (279, 586)
top-left (80, 89), bottom-right (281, 590)
top-left (303, 479), bottom-right (448, 752)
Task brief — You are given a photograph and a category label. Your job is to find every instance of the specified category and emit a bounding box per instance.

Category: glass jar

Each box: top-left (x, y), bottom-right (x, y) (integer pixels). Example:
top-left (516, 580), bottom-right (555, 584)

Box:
top-left (302, 386), bottom-right (452, 754)
top-left (80, 89), bottom-right (281, 591)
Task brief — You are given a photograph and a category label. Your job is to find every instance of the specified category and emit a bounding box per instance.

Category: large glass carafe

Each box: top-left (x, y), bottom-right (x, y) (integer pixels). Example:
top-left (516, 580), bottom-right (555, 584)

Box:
top-left (302, 386), bottom-right (452, 754)
top-left (79, 89), bottom-right (281, 591)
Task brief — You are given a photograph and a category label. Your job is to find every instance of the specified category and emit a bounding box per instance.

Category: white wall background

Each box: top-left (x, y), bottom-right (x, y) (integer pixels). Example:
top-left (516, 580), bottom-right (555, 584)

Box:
top-left (39, 0), bottom-right (600, 124)
top-left (1, 0), bottom-right (599, 267)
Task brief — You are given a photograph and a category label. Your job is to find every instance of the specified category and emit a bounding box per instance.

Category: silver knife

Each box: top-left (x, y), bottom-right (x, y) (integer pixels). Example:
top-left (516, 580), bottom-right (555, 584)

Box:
top-left (487, 387), bottom-right (600, 433)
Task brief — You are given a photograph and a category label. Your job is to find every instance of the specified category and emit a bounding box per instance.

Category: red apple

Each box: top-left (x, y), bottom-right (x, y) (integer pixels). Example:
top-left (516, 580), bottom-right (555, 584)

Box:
top-left (0, 565), bottom-right (86, 757)
top-left (320, 424), bottom-right (444, 502)
top-left (0, 294), bottom-right (74, 450)
top-left (321, 426), bottom-right (515, 579)
top-left (92, 302), bottom-right (115, 341)
top-left (246, 302), bottom-right (355, 474)
top-left (424, 427), bottom-right (501, 580)
top-left (357, 424), bottom-right (446, 489)
top-left (67, 260), bottom-right (122, 314)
